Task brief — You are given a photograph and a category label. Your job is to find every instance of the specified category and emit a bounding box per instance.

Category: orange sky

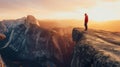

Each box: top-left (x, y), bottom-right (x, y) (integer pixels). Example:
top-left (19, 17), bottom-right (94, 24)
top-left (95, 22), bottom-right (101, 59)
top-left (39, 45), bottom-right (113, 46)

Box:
top-left (0, 0), bottom-right (120, 21)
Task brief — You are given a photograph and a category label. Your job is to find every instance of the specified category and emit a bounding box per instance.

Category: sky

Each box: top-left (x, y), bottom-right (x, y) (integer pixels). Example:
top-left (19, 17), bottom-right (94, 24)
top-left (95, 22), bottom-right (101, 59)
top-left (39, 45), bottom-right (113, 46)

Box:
top-left (0, 0), bottom-right (120, 21)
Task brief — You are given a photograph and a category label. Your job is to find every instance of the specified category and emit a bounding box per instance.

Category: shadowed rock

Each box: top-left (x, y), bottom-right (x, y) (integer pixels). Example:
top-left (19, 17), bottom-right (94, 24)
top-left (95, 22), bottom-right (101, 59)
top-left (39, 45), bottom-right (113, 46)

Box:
top-left (72, 28), bottom-right (84, 42)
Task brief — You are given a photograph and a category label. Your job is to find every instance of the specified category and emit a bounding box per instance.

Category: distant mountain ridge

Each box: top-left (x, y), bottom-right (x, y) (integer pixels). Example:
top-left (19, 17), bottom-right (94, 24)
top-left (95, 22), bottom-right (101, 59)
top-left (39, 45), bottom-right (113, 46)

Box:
top-left (0, 15), bottom-right (74, 67)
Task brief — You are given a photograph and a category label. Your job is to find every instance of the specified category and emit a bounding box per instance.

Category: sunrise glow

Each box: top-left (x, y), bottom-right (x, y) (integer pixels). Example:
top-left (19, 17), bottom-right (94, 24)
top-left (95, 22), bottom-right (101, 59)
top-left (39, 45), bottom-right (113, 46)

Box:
top-left (0, 0), bottom-right (120, 21)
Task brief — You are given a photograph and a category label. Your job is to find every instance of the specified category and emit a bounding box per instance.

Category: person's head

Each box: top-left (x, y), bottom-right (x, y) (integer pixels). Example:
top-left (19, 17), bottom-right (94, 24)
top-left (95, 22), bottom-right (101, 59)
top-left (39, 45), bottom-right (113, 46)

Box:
top-left (84, 13), bottom-right (87, 16)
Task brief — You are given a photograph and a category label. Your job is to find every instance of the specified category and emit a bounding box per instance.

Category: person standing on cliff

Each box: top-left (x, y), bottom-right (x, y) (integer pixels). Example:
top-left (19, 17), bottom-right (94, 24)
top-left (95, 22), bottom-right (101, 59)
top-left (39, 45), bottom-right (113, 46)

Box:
top-left (84, 13), bottom-right (89, 31)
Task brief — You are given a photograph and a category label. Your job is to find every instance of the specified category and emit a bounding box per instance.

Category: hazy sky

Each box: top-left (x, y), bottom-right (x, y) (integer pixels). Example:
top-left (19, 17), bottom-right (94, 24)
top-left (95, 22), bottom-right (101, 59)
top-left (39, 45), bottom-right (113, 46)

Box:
top-left (0, 0), bottom-right (120, 21)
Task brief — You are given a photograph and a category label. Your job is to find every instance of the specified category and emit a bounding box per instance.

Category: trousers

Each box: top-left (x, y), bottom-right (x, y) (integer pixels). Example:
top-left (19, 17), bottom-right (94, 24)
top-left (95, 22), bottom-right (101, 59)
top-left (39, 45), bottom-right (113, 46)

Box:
top-left (84, 23), bottom-right (88, 31)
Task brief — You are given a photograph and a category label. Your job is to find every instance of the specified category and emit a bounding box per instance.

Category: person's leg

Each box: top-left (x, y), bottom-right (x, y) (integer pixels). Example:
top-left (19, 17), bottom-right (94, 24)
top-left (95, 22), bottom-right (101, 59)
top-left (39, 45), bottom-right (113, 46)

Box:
top-left (84, 23), bottom-right (87, 31)
top-left (86, 23), bottom-right (88, 31)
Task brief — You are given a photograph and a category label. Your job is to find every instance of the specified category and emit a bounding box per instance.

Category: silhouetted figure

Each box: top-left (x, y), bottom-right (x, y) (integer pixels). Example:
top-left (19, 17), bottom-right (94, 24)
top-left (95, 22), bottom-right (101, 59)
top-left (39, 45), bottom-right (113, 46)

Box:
top-left (84, 13), bottom-right (88, 31)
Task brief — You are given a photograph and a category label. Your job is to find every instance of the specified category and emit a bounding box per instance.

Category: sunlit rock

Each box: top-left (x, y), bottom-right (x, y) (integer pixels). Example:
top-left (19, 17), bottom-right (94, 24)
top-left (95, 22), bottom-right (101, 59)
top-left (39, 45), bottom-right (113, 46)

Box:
top-left (0, 33), bottom-right (6, 40)
top-left (25, 15), bottom-right (40, 26)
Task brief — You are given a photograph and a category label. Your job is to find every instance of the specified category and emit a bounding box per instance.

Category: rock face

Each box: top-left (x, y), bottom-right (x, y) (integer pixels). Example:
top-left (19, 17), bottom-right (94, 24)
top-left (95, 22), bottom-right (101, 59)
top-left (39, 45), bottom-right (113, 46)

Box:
top-left (0, 15), bottom-right (74, 67)
top-left (71, 28), bottom-right (120, 67)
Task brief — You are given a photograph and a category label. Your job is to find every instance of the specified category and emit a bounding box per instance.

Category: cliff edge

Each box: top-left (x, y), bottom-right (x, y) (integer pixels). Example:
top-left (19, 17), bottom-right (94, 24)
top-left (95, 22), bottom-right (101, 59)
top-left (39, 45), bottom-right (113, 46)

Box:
top-left (71, 28), bottom-right (120, 67)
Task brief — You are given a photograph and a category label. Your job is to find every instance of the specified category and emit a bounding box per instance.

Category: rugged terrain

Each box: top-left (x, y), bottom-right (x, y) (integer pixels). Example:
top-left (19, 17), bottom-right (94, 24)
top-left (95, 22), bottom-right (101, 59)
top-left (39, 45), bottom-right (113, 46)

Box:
top-left (0, 15), bottom-right (74, 67)
top-left (71, 28), bottom-right (120, 67)
top-left (0, 15), bottom-right (120, 67)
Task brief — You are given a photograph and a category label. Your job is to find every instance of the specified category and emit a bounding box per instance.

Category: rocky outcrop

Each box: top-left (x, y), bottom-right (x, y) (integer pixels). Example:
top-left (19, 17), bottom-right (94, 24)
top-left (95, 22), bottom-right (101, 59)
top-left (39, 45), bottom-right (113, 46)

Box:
top-left (0, 56), bottom-right (4, 67)
top-left (0, 34), bottom-right (6, 41)
top-left (25, 15), bottom-right (40, 26)
top-left (71, 28), bottom-right (120, 67)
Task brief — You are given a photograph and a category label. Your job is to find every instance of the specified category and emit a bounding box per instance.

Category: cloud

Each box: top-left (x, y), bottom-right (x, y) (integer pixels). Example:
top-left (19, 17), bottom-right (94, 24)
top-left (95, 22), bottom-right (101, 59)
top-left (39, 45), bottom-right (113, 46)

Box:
top-left (0, 0), bottom-right (97, 12)
top-left (1, 0), bottom-right (120, 21)
top-left (35, 0), bottom-right (97, 11)
top-left (102, 0), bottom-right (119, 2)
top-left (0, 0), bottom-right (98, 20)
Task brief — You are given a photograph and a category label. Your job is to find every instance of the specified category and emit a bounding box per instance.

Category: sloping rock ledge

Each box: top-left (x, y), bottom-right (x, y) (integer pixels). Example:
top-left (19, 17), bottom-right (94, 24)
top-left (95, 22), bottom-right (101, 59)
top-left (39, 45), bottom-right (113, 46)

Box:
top-left (71, 28), bottom-right (120, 67)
